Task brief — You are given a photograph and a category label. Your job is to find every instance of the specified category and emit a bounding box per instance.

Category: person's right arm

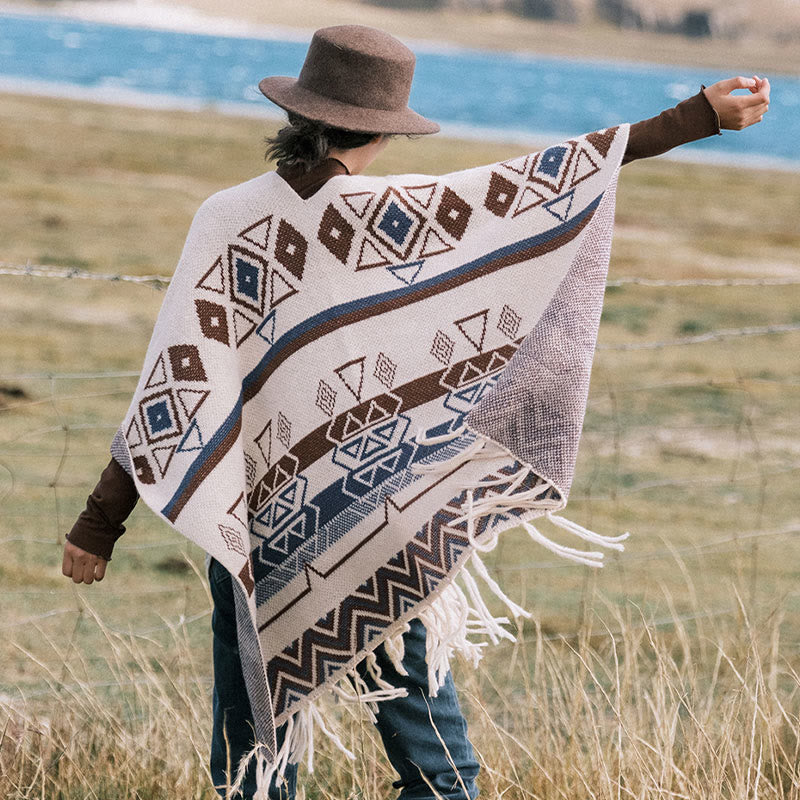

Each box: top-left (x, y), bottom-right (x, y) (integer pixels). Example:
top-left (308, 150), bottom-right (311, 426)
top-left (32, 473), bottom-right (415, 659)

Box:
top-left (62, 457), bottom-right (139, 584)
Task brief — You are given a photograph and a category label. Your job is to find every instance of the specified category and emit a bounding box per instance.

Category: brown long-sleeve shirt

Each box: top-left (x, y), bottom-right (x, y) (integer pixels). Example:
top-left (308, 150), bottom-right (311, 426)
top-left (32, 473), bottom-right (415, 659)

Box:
top-left (67, 89), bottom-right (720, 560)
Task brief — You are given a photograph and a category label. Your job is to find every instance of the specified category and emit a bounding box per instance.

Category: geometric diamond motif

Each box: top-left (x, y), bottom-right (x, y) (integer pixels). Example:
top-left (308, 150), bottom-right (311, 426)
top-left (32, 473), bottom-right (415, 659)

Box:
top-left (318, 204), bottom-right (355, 265)
top-left (367, 188), bottom-right (425, 260)
top-left (430, 330), bottom-right (455, 365)
top-left (277, 412), bottom-right (291, 449)
top-left (316, 379), bottom-right (337, 417)
top-left (484, 171), bottom-right (519, 218)
top-left (274, 219), bottom-right (307, 281)
top-left (219, 523), bottom-right (247, 556)
top-left (374, 352), bottom-right (397, 389)
top-left (167, 344), bottom-right (207, 382)
top-left (528, 141), bottom-right (577, 194)
top-left (228, 244), bottom-right (268, 315)
top-left (195, 299), bottom-right (229, 346)
top-left (139, 389), bottom-right (183, 444)
top-left (377, 201), bottom-right (414, 245)
top-left (435, 187), bottom-right (472, 241)
top-left (132, 454), bottom-right (155, 485)
top-left (497, 304), bottom-right (521, 340)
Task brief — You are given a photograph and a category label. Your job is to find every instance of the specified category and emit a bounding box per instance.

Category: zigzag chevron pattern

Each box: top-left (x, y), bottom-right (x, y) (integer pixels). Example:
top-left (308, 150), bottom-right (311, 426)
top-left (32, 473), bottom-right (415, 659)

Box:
top-left (266, 465), bottom-right (556, 717)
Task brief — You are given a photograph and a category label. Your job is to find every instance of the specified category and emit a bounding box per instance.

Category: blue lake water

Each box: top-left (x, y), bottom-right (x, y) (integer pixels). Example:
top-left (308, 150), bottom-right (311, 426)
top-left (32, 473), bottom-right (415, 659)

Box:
top-left (1, 10), bottom-right (799, 167)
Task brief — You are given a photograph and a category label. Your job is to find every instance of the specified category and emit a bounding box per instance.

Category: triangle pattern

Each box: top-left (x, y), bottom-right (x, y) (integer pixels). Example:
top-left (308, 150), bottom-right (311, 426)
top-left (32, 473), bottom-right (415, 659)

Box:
top-left (335, 357), bottom-right (365, 402)
top-left (126, 417), bottom-right (142, 449)
top-left (366, 400), bottom-right (390, 425)
top-left (586, 127), bottom-right (617, 158)
top-left (238, 215), bottom-right (272, 251)
top-left (177, 388), bottom-right (209, 420)
top-left (362, 623), bottom-right (387, 645)
top-left (361, 435), bottom-right (386, 460)
top-left (256, 310), bottom-right (276, 345)
top-left (272, 501), bottom-right (294, 528)
top-left (419, 228), bottom-right (454, 258)
top-left (196, 256), bottom-right (225, 294)
top-left (340, 438), bottom-right (363, 460)
top-left (485, 355), bottom-right (507, 377)
top-left (254, 420), bottom-right (272, 466)
top-left (356, 238), bottom-right (391, 270)
top-left (458, 361), bottom-right (485, 386)
top-left (341, 191), bottom-right (375, 219)
top-left (151, 444), bottom-right (176, 478)
top-left (177, 418), bottom-right (204, 453)
top-left (372, 420), bottom-right (398, 443)
top-left (270, 270), bottom-right (297, 308)
top-left (386, 260), bottom-right (424, 286)
top-left (501, 154), bottom-right (530, 175)
top-left (544, 190), bottom-right (575, 222)
top-left (233, 309), bottom-right (257, 347)
top-left (304, 563), bottom-right (327, 592)
top-left (512, 185), bottom-right (547, 218)
top-left (342, 412), bottom-right (363, 440)
top-left (571, 148), bottom-right (600, 186)
top-left (227, 492), bottom-right (248, 527)
top-left (403, 182), bottom-right (437, 209)
top-left (454, 309), bottom-right (489, 353)
top-left (144, 353), bottom-right (168, 389)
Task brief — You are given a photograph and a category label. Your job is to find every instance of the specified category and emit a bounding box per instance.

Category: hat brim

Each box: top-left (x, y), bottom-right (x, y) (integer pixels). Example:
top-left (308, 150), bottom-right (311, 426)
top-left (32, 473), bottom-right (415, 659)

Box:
top-left (259, 76), bottom-right (440, 135)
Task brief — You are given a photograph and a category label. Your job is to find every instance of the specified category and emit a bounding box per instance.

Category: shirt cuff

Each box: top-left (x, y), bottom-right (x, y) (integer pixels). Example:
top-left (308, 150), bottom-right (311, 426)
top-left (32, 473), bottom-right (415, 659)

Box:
top-left (67, 457), bottom-right (139, 560)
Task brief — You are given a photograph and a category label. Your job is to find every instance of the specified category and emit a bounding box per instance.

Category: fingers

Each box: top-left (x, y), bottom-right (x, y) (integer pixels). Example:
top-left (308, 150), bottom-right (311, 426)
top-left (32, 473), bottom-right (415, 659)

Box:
top-left (61, 547), bottom-right (74, 579)
top-left (61, 541), bottom-right (108, 585)
top-left (717, 75), bottom-right (757, 94)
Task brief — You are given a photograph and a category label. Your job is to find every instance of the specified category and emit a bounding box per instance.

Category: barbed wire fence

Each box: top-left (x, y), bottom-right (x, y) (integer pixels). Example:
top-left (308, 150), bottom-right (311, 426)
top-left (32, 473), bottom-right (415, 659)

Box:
top-left (2, 264), bottom-right (799, 694)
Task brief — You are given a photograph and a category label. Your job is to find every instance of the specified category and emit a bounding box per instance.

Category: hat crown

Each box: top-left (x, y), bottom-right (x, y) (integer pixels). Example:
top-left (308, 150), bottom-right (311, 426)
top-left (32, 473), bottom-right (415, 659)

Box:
top-left (297, 25), bottom-right (416, 115)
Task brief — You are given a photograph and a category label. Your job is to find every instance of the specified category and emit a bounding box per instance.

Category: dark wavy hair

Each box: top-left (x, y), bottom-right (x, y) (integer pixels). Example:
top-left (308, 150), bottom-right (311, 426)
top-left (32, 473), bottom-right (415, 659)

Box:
top-left (265, 113), bottom-right (379, 172)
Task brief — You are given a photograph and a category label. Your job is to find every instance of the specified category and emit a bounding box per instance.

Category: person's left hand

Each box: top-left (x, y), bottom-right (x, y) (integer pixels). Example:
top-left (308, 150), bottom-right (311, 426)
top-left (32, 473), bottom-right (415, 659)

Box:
top-left (703, 75), bottom-right (770, 130)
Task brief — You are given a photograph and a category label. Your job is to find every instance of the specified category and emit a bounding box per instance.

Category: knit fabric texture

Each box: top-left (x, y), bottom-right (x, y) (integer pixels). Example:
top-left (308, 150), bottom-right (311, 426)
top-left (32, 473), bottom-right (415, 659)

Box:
top-left (113, 124), bottom-right (629, 763)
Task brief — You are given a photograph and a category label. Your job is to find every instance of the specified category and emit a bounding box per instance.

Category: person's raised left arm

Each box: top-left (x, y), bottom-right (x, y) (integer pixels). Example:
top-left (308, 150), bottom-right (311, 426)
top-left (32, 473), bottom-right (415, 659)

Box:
top-left (623, 76), bottom-right (770, 165)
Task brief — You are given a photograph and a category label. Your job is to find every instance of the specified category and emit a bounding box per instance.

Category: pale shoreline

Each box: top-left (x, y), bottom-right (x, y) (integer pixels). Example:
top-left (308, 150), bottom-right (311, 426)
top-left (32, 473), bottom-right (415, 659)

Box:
top-left (4, 0), bottom-right (799, 76)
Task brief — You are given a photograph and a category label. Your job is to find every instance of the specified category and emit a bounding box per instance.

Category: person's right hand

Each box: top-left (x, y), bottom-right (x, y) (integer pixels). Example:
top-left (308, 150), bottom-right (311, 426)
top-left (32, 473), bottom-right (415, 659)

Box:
top-left (62, 540), bottom-right (108, 585)
top-left (703, 76), bottom-right (770, 130)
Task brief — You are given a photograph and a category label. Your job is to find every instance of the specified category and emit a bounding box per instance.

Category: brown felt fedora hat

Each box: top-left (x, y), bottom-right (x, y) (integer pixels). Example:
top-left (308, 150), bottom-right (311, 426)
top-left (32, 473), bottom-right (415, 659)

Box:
top-left (259, 25), bottom-right (439, 135)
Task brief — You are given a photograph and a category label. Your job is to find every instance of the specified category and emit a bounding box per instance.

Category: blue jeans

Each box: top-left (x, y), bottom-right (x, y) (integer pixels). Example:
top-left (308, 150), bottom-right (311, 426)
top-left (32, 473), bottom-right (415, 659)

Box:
top-left (209, 557), bottom-right (480, 799)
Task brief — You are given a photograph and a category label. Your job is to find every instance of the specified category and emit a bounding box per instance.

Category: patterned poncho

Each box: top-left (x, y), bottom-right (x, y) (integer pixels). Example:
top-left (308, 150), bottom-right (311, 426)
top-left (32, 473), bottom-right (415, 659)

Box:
top-left (114, 124), bottom-right (630, 783)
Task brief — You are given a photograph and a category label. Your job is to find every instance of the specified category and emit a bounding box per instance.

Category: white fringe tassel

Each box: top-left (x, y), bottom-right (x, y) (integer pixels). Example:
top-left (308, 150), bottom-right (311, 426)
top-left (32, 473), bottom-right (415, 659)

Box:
top-left (244, 428), bottom-right (630, 796)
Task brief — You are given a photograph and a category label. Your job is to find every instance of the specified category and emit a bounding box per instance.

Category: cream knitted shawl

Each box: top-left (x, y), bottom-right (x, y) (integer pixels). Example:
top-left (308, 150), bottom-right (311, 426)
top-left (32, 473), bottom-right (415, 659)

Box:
top-left (113, 124), bottom-right (630, 787)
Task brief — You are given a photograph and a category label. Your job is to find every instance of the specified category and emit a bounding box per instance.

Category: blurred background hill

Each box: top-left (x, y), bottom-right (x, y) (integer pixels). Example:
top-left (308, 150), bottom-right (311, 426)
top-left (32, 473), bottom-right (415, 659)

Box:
top-left (363, 0), bottom-right (800, 43)
top-left (116, 0), bottom-right (800, 73)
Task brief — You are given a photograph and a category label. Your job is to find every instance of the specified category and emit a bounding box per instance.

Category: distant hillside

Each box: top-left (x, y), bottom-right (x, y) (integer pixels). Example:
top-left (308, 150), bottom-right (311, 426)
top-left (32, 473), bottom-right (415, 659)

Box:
top-left (362, 0), bottom-right (800, 42)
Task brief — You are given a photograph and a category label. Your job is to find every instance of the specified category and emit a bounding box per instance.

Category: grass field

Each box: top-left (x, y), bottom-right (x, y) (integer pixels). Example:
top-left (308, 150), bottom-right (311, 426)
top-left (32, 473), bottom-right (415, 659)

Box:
top-left (1, 92), bottom-right (799, 798)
